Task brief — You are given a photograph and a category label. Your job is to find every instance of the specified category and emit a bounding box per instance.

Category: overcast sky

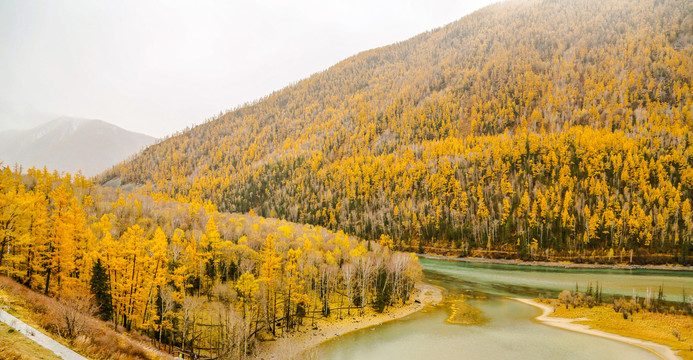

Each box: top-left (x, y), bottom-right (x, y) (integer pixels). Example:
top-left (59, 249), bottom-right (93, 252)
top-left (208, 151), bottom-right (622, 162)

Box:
top-left (0, 0), bottom-right (498, 138)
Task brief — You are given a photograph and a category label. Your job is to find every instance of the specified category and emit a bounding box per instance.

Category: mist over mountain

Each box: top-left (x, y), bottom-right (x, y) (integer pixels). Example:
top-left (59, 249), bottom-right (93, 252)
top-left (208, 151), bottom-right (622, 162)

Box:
top-left (0, 0), bottom-right (692, 359)
top-left (0, 117), bottom-right (155, 176)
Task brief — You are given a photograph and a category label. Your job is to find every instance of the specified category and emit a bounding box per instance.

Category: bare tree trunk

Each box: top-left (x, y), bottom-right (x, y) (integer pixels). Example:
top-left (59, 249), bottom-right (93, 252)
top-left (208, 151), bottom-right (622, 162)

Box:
top-left (272, 291), bottom-right (277, 336)
top-left (286, 284), bottom-right (291, 332)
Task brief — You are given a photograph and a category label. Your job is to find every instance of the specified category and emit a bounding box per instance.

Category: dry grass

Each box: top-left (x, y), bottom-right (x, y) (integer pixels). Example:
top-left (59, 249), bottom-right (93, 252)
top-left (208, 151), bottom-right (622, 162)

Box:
top-left (0, 322), bottom-right (63, 360)
top-left (0, 276), bottom-right (164, 360)
top-left (546, 300), bottom-right (693, 360)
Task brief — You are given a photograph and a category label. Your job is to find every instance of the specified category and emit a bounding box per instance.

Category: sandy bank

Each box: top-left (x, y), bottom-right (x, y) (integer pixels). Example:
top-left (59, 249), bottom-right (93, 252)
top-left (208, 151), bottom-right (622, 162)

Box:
top-left (255, 282), bottom-right (443, 359)
top-left (512, 298), bottom-right (681, 360)
top-left (419, 254), bottom-right (693, 272)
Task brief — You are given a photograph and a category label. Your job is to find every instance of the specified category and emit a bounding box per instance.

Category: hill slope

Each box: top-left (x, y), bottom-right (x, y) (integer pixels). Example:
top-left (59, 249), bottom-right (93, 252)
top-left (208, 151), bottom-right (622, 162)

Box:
top-left (103, 0), bottom-right (693, 263)
top-left (0, 165), bottom-right (421, 358)
top-left (0, 117), bottom-right (154, 176)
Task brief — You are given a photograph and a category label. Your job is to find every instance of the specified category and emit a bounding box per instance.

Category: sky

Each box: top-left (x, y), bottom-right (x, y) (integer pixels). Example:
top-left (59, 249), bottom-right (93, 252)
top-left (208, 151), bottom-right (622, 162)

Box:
top-left (0, 0), bottom-right (498, 138)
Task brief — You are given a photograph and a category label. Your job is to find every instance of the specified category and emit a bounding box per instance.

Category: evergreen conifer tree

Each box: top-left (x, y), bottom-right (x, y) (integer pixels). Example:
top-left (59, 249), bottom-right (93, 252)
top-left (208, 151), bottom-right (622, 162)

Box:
top-left (90, 258), bottom-right (113, 320)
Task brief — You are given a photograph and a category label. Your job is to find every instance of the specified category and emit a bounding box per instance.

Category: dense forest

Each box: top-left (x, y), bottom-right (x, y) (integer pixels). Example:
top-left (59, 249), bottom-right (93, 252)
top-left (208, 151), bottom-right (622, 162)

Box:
top-left (0, 165), bottom-right (421, 358)
top-left (101, 0), bottom-right (693, 264)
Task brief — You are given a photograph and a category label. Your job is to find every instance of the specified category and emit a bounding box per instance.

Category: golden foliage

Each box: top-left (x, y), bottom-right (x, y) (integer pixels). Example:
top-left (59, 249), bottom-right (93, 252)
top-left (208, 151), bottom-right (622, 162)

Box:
top-left (100, 0), bottom-right (692, 263)
top-left (0, 165), bottom-right (420, 357)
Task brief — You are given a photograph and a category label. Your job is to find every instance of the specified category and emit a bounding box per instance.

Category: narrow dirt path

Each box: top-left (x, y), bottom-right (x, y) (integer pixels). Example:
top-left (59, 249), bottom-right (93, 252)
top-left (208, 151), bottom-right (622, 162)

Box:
top-left (0, 308), bottom-right (88, 360)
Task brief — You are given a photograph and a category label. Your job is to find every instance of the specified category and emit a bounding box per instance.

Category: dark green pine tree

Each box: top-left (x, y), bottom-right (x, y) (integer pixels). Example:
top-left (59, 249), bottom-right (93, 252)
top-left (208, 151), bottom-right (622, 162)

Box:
top-left (90, 258), bottom-right (113, 321)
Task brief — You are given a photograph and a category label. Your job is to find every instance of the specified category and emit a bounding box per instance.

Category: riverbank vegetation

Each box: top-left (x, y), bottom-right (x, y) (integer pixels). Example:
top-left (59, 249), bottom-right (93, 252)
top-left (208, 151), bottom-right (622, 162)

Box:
top-left (101, 0), bottom-right (693, 265)
top-left (258, 283), bottom-right (442, 359)
top-left (542, 286), bottom-right (693, 360)
top-left (0, 165), bottom-right (421, 359)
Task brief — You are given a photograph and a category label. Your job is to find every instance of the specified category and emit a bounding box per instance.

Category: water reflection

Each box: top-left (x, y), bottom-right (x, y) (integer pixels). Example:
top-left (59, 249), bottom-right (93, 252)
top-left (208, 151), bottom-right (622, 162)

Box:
top-left (422, 258), bottom-right (693, 301)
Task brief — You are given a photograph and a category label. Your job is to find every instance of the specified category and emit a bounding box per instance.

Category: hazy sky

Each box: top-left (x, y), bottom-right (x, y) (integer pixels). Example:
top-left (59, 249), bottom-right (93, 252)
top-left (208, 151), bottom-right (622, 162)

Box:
top-left (0, 0), bottom-right (498, 138)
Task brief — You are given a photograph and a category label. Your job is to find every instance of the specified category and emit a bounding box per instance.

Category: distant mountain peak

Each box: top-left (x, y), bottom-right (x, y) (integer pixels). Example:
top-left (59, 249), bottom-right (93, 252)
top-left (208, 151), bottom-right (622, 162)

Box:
top-left (0, 117), bottom-right (155, 176)
top-left (29, 117), bottom-right (87, 143)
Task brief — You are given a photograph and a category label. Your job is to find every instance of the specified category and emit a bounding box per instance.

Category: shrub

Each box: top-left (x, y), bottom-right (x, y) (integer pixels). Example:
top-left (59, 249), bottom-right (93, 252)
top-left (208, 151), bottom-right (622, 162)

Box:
top-left (0, 276), bottom-right (157, 360)
top-left (558, 290), bottom-right (572, 309)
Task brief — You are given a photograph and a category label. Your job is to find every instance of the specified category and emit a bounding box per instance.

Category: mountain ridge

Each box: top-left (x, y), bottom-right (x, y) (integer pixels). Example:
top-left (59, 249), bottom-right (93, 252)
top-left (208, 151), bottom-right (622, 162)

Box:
top-left (0, 117), bottom-right (155, 176)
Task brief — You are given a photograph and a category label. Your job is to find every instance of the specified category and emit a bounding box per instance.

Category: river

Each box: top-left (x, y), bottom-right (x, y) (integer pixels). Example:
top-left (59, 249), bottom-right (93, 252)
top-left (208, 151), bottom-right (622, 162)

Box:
top-left (317, 258), bottom-right (693, 359)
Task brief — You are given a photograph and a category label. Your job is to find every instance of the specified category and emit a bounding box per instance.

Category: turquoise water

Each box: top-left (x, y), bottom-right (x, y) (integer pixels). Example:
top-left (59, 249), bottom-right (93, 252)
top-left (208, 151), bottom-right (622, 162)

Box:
top-left (317, 258), bottom-right (693, 360)
top-left (421, 258), bottom-right (693, 302)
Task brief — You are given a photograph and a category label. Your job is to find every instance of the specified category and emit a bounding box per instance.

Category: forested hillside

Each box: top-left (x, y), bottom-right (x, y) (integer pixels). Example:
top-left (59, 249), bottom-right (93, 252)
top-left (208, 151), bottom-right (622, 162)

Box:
top-left (102, 0), bottom-right (693, 263)
top-left (0, 165), bottom-right (420, 358)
